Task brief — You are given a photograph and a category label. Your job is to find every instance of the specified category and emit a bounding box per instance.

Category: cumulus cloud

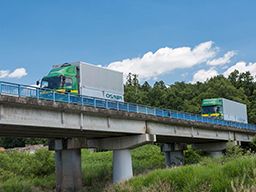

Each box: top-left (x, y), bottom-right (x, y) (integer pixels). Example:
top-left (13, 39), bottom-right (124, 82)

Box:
top-left (0, 68), bottom-right (27, 79)
top-left (207, 51), bottom-right (236, 66)
top-left (107, 41), bottom-right (217, 80)
top-left (223, 61), bottom-right (256, 77)
top-left (192, 68), bottom-right (219, 83)
top-left (0, 70), bottom-right (10, 78)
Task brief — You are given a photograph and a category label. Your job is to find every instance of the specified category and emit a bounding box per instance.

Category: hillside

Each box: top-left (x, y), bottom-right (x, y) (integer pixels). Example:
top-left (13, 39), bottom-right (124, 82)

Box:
top-left (106, 155), bottom-right (256, 192)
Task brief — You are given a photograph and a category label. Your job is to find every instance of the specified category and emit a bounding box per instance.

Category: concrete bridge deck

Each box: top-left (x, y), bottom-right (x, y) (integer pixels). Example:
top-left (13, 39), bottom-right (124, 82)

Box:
top-left (0, 95), bottom-right (255, 143)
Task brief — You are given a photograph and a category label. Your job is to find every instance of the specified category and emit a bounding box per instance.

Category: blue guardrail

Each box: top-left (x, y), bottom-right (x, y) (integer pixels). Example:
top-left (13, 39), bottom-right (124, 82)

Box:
top-left (0, 81), bottom-right (256, 131)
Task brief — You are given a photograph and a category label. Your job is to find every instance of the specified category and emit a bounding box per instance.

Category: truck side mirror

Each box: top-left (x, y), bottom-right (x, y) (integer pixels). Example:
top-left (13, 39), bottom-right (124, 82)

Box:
top-left (36, 80), bottom-right (40, 86)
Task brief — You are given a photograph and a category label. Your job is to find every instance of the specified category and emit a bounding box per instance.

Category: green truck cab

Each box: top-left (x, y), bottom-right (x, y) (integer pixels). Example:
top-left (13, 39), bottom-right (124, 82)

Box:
top-left (201, 98), bottom-right (223, 118)
top-left (201, 98), bottom-right (248, 123)
top-left (40, 63), bottom-right (79, 94)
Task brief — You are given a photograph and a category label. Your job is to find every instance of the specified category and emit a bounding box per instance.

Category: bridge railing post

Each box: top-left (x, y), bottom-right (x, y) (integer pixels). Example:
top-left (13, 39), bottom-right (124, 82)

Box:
top-left (117, 101), bottom-right (119, 111)
top-left (18, 84), bottom-right (21, 97)
top-left (81, 96), bottom-right (84, 105)
top-left (53, 91), bottom-right (56, 102)
top-left (36, 88), bottom-right (39, 100)
top-left (106, 100), bottom-right (109, 109)
top-left (67, 93), bottom-right (71, 103)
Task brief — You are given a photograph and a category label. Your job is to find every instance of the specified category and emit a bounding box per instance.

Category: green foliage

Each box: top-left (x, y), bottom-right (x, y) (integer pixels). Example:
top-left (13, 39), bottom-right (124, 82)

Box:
top-left (0, 137), bottom-right (47, 149)
top-left (107, 155), bottom-right (256, 192)
top-left (0, 138), bottom-right (26, 148)
top-left (184, 145), bottom-right (202, 165)
top-left (131, 144), bottom-right (165, 174)
top-left (225, 142), bottom-right (244, 157)
top-left (249, 136), bottom-right (256, 152)
top-left (0, 149), bottom-right (55, 192)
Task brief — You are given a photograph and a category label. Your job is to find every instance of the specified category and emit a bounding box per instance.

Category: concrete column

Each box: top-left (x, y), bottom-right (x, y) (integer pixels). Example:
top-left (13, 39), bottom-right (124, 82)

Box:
top-left (208, 151), bottom-right (223, 158)
top-left (162, 144), bottom-right (184, 167)
top-left (55, 149), bottom-right (82, 192)
top-left (164, 151), bottom-right (172, 167)
top-left (112, 149), bottom-right (133, 183)
top-left (170, 151), bottom-right (184, 166)
top-left (87, 134), bottom-right (155, 184)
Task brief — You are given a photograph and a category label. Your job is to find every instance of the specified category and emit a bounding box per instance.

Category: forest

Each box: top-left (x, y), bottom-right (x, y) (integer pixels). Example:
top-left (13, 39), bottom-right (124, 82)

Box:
top-left (124, 70), bottom-right (256, 124)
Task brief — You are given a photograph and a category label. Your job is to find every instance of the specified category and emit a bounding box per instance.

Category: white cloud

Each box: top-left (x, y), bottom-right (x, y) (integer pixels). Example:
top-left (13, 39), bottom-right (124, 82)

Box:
top-left (207, 51), bottom-right (236, 66)
top-left (0, 70), bottom-right (10, 78)
top-left (107, 41), bottom-right (217, 80)
top-left (192, 68), bottom-right (219, 83)
top-left (223, 61), bottom-right (256, 77)
top-left (0, 68), bottom-right (27, 79)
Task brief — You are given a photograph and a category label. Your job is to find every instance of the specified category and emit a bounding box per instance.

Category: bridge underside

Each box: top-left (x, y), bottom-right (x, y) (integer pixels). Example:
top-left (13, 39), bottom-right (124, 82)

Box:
top-left (0, 124), bottom-right (246, 144)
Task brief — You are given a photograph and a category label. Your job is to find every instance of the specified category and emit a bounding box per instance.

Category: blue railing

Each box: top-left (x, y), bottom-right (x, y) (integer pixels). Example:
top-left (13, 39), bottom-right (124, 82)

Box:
top-left (0, 81), bottom-right (256, 131)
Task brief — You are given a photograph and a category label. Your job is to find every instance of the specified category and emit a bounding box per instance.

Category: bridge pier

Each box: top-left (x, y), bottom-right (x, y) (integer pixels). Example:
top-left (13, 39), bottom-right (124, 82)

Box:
top-left (161, 143), bottom-right (185, 167)
top-left (87, 134), bottom-right (156, 183)
top-left (113, 149), bottom-right (133, 183)
top-left (55, 149), bottom-right (82, 192)
top-left (49, 139), bottom-right (86, 192)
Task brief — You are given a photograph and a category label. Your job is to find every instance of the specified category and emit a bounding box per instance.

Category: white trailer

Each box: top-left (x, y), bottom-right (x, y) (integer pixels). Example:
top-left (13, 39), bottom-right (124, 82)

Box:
top-left (222, 98), bottom-right (248, 123)
top-left (72, 61), bottom-right (124, 101)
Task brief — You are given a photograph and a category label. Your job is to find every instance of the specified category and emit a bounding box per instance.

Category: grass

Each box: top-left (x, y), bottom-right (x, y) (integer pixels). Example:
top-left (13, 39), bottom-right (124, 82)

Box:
top-left (0, 144), bottom-right (164, 192)
top-left (106, 155), bottom-right (256, 192)
top-left (81, 144), bottom-right (165, 192)
top-left (0, 149), bottom-right (55, 192)
top-left (0, 144), bottom-right (256, 192)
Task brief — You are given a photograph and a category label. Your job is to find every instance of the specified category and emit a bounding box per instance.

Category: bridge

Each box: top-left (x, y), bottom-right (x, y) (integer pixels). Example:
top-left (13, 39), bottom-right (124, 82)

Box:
top-left (0, 81), bottom-right (256, 191)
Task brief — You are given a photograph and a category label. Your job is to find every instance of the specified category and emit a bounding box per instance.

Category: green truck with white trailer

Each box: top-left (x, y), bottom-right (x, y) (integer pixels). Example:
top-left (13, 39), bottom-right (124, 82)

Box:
top-left (201, 98), bottom-right (248, 123)
top-left (39, 61), bottom-right (124, 102)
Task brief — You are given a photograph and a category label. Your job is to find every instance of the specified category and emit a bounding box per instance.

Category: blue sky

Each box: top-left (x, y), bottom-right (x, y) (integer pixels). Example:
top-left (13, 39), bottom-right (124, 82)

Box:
top-left (0, 0), bottom-right (256, 85)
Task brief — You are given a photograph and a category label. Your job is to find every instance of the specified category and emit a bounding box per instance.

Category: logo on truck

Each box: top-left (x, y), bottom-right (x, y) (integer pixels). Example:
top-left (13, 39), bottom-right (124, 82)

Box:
top-left (105, 93), bottom-right (123, 101)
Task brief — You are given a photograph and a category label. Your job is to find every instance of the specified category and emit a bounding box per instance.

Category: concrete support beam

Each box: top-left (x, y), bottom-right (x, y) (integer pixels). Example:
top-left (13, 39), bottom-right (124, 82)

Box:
top-left (49, 138), bottom-right (87, 150)
top-left (113, 149), bottom-right (133, 183)
top-left (55, 149), bottom-right (82, 192)
top-left (193, 142), bottom-right (228, 152)
top-left (87, 134), bottom-right (156, 150)
top-left (192, 142), bottom-right (231, 157)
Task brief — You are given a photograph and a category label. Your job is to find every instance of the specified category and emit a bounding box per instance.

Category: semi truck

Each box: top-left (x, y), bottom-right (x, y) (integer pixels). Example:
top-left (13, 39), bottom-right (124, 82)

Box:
top-left (39, 61), bottom-right (124, 101)
top-left (201, 98), bottom-right (248, 123)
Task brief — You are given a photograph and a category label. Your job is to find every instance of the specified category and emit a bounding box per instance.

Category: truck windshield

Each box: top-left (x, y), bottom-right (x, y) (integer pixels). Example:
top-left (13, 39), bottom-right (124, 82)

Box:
top-left (41, 76), bottom-right (62, 89)
top-left (202, 106), bottom-right (221, 114)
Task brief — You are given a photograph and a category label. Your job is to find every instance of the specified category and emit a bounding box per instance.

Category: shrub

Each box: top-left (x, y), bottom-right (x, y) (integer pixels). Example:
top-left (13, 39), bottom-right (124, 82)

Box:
top-left (30, 149), bottom-right (55, 177)
top-left (184, 145), bottom-right (202, 165)
top-left (225, 141), bottom-right (244, 157)
top-left (249, 136), bottom-right (256, 152)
